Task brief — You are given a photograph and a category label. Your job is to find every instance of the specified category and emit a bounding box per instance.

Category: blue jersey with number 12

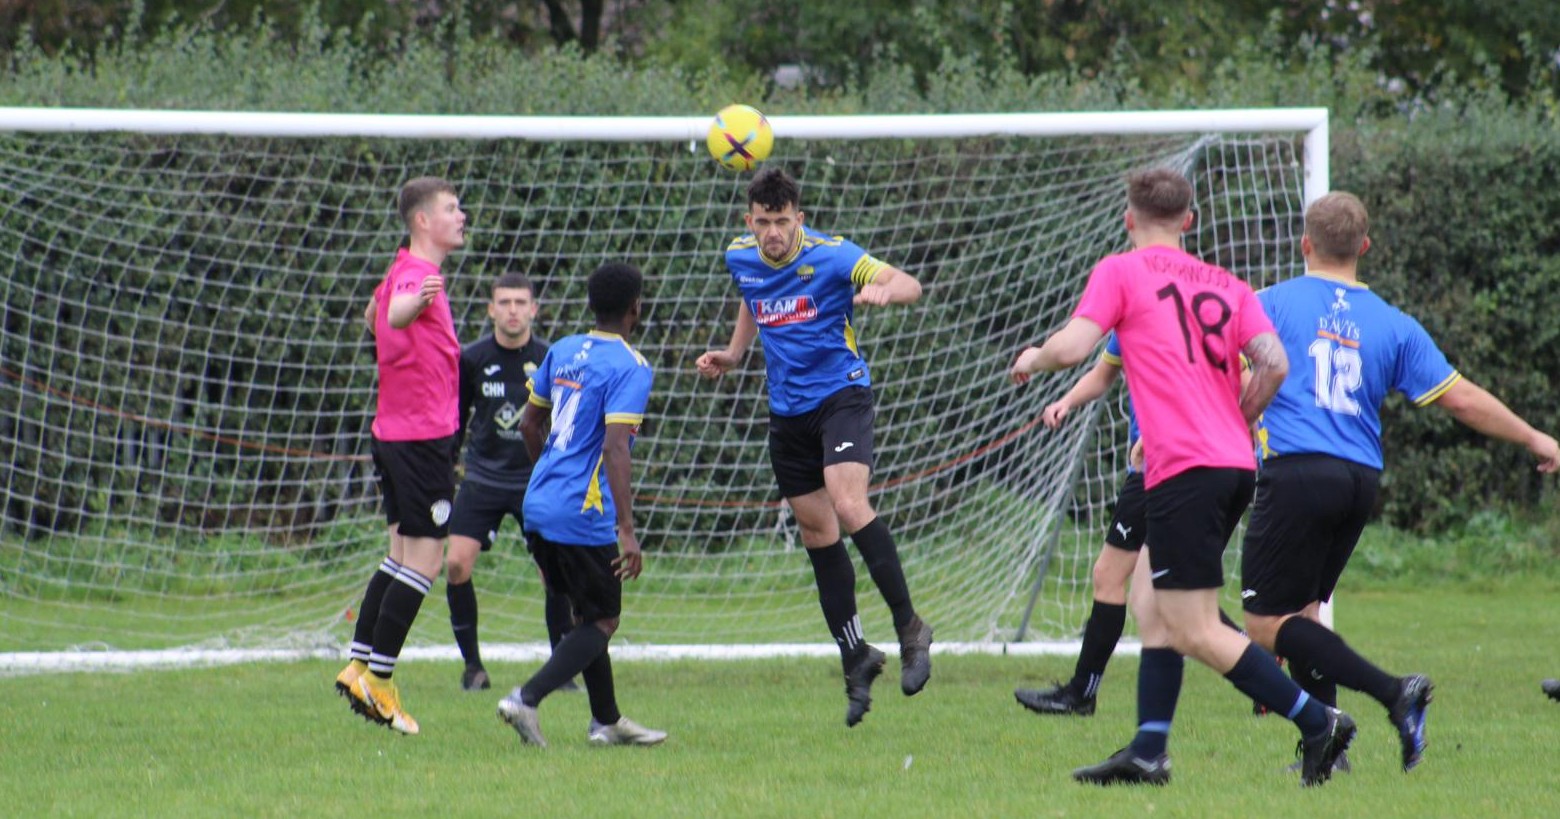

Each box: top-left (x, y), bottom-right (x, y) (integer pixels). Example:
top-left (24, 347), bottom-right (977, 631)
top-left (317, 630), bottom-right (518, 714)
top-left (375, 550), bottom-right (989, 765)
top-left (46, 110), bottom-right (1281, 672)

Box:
top-left (1255, 274), bottom-right (1460, 470)
top-left (522, 331), bottom-right (654, 546)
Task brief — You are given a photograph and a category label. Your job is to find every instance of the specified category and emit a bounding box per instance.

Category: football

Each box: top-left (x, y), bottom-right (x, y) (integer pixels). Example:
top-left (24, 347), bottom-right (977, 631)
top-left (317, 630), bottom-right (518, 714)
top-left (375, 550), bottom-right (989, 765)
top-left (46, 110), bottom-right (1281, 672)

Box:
top-left (706, 104), bottom-right (774, 171)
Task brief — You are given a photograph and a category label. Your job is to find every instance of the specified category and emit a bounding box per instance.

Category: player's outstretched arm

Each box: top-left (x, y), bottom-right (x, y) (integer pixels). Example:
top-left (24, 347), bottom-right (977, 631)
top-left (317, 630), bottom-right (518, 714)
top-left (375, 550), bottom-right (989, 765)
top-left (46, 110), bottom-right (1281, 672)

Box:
top-left (602, 423), bottom-right (643, 580)
top-left (696, 301), bottom-right (758, 379)
top-left (1238, 331), bottom-right (1289, 424)
top-left (518, 400), bottom-right (550, 463)
top-left (1042, 358), bottom-right (1122, 428)
top-left (1433, 379), bottom-right (1560, 473)
top-left (1011, 318), bottom-right (1105, 384)
top-left (854, 266), bottom-right (922, 307)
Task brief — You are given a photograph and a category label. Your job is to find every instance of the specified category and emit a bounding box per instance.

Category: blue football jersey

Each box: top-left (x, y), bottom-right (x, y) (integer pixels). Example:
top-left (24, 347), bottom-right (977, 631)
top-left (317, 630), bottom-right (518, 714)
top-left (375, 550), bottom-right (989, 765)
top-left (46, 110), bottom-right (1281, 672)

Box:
top-left (726, 226), bottom-right (889, 415)
top-left (1256, 274), bottom-right (1460, 469)
top-left (1100, 332), bottom-right (1142, 452)
top-left (522, 331), bottom-right (654, 546)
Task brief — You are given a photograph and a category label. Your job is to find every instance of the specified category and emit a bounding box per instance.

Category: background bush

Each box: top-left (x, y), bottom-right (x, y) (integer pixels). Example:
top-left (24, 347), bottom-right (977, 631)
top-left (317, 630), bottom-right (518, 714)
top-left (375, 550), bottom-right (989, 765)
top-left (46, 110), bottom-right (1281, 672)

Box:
top-left (1, 9), bottom-right (1558, 542)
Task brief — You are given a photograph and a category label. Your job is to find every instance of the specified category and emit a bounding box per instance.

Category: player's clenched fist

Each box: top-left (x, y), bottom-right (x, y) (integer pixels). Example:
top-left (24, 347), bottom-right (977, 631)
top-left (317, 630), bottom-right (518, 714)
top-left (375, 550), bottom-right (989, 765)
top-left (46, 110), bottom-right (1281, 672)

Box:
top-left (418, 274), bottom-right (444, 305)
top-left (696, 349), bottom-right (738, 379)
top-left (1009, 347), bottom-right (1044, 386)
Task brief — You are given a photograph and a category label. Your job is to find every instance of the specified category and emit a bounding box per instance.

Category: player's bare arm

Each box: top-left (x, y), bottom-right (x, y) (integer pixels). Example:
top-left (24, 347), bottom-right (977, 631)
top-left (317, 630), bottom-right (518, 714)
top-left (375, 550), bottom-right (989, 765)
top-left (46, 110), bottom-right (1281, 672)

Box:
top-left (362, 296), bottom-right (377, 336)
top-left (1434, 379), bottom-right (1560, 473)
top-left (518, 400), bottom-right (550, 464)
top-left (696, 301), bottom-right (758, 379)
top-left (1011, 318), bottom-right (1105, 384)
top-left (387, 274), bottom-right (444, 329)
top-left (602, 423), bottom-right (643, 580)
top-left (1238, 331), bottom-right (1288, 424)
top-left (854, 266), bottom-right (922, 307)
top-left (1043, 359), bottom-right (1122, 429)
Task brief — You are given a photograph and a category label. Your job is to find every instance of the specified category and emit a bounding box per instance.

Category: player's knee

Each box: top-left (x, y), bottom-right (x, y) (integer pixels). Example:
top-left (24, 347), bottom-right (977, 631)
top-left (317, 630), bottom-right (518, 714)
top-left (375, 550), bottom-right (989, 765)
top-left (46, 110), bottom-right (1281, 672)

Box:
top-left (832, 496), bottom-right (874, 530)
top-left (1091, 560), bottom-right (1130, 602)
top-left (445, 554), bottom-right (474, 584)
top-left (798, 521), bottom-right (841, 547)
top-left (594, 617), bottom-right (620, 638)
top-left (1161, 618), bottom-right (1213, 658)
top-left (1243, 613), bottom-right (1284, 651)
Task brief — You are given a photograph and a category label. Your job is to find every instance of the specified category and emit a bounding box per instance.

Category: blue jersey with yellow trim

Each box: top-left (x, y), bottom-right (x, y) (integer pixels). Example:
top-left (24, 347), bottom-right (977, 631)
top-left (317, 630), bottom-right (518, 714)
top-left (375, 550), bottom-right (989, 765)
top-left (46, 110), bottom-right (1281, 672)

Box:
top-left (726, 225), bottom-right (889, 416)
top-left (522, 331), bottom-right (654, 546)
top-left (1100, 332), bottom-right (1142, 453)
top-left (1256, 274), bottom-right (1459, 470)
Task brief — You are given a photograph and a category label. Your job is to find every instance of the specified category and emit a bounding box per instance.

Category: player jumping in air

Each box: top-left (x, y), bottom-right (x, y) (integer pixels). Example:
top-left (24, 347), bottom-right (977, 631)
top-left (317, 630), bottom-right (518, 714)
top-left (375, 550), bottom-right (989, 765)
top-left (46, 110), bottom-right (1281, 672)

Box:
top-left (697, 167), bottom-right (933, 727)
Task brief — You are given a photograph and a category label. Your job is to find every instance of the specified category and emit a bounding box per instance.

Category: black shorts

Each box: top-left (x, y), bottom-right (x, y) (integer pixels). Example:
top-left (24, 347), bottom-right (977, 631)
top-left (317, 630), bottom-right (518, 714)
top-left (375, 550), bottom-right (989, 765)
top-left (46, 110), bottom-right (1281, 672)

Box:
top-left (372, 435), bottom-right (457, 539)
top-left (449, 479), bottom-right (526, 551)
top-left (1144, 467), bottom-right (1255, 590)
top-left (768, 386), bottom-right (876, 498)
top-left (526, 532), bottom-right (622, 623)
top-left (1240, 455), bottom-right (1380, 616)
top-left (1104, 471), bottom-right (1147, 551)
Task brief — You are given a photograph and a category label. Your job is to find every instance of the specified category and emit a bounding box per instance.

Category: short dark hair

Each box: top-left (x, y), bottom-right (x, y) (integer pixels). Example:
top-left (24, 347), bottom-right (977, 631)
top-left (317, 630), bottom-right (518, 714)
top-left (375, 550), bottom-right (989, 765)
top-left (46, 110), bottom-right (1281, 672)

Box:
top-left (747, 167), bottom-right (800, 212)
top-left (1126, 168), bottom-right (1193, 223)
top-left (398, 176), bottom-right (457, 229)
top-left (587, 262), bottom-right (643, 321)
top-left (1304, 192), bottom-right (1369, 262)
top-left (492, 272), bottom-right (535, 296)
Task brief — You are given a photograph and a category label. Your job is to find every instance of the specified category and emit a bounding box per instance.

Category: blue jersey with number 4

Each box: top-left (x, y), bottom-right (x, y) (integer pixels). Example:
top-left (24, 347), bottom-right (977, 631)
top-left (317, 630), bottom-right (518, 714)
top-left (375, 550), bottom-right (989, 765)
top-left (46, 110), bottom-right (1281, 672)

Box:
top-left (523, 331), bottom-right (653, 546)
top-left (1255, 274), bottom-right (1459, 470)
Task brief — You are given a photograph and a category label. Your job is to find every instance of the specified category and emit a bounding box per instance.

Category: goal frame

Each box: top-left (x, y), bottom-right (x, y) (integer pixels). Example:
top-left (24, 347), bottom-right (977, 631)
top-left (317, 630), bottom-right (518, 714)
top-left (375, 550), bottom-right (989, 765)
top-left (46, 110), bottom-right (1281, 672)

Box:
top-left (0, 105), bottom-right (1331, 668)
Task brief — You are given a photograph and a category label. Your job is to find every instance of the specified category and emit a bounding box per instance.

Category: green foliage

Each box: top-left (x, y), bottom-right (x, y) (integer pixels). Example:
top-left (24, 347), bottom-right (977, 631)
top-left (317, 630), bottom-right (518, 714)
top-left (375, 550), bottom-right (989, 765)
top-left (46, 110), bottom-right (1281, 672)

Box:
top-left (1333, 103), bottom-right (1560, 530)
top-left (1348, 513), bottom-right (1560, 584)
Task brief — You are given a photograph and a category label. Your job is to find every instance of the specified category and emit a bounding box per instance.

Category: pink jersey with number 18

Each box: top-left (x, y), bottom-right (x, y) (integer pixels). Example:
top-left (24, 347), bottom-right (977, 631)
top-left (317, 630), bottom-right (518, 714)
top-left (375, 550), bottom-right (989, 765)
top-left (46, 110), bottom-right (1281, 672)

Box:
top-left (1073, 245), bottom-right (1273, 489)
top-left (370, 247), bottom-right (460, 442)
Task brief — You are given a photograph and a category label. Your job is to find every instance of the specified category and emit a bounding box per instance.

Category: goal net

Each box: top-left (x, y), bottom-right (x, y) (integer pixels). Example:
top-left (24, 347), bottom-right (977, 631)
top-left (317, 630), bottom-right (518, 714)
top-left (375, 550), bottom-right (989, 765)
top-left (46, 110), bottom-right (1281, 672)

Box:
top-left (0, 108), bottom-right (1323, 657)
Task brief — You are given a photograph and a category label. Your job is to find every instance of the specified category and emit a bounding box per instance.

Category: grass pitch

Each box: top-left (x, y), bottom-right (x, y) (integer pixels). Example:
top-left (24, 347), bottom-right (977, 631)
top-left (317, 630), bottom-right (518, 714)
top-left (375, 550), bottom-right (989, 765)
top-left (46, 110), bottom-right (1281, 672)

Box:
top-left (2, 584), bottom-right (1558, 818)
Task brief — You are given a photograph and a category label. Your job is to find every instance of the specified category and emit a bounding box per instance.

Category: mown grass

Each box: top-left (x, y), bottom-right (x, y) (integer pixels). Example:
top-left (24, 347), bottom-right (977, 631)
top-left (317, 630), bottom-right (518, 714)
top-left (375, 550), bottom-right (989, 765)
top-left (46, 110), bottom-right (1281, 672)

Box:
top-left (1, 584), bottom-right (1557, 817)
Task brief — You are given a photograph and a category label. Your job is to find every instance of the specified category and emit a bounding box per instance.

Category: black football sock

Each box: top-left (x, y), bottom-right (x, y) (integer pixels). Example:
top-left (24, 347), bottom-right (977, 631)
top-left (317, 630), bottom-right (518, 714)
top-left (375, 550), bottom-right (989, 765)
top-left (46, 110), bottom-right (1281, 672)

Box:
top-left (544, 586), bottom-right (574, 650)
top-left (1287, 653), bottom-right (1338, 708)
top-left (367, 565), bottom-right (431, 679)
top-left (1070, 600), bottom-right (1127, 698)
top-left (849, 517), bottom-right (916, 630)
top-left (581, 647), bottom-right (622, 726)
top-left (350, 557), bottom-right (401, 662)
top-left (1129, 648), bottom-right (1183, 759)
top-left (1275, 616), bottom-right (1400, 708)
top-left (1224, 642), bottom-right (1328, 736)
top-left (522, 622), bottom-right (610, 707)
top-left (807, 540), bottom-right (863, 660)
top-left (447, 578), bottom-right (482, 668)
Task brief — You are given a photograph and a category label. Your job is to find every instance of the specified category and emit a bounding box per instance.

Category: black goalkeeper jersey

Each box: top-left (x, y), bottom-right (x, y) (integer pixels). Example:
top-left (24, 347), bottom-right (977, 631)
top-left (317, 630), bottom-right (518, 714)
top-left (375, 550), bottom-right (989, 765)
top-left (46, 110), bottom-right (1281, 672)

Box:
top-left (457, 334), bottom-right (550, 488)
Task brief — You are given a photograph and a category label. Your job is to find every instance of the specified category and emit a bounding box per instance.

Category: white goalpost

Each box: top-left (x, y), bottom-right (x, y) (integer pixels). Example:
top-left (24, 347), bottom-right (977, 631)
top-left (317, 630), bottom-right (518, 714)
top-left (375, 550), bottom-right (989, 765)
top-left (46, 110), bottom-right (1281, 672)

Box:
top-left (0, 106), bottom-right (1327, 671)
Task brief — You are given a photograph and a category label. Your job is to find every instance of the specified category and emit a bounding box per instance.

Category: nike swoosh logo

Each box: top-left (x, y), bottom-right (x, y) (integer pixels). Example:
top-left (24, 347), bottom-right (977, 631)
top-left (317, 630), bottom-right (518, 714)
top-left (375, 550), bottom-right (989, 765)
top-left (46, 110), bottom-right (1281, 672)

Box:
top-left (484, 365), bottom-right (501, 375)
top-left (1151, 569), bottom-right (1171, 579)
top-left (833, 442), bottom-right (854, 453)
